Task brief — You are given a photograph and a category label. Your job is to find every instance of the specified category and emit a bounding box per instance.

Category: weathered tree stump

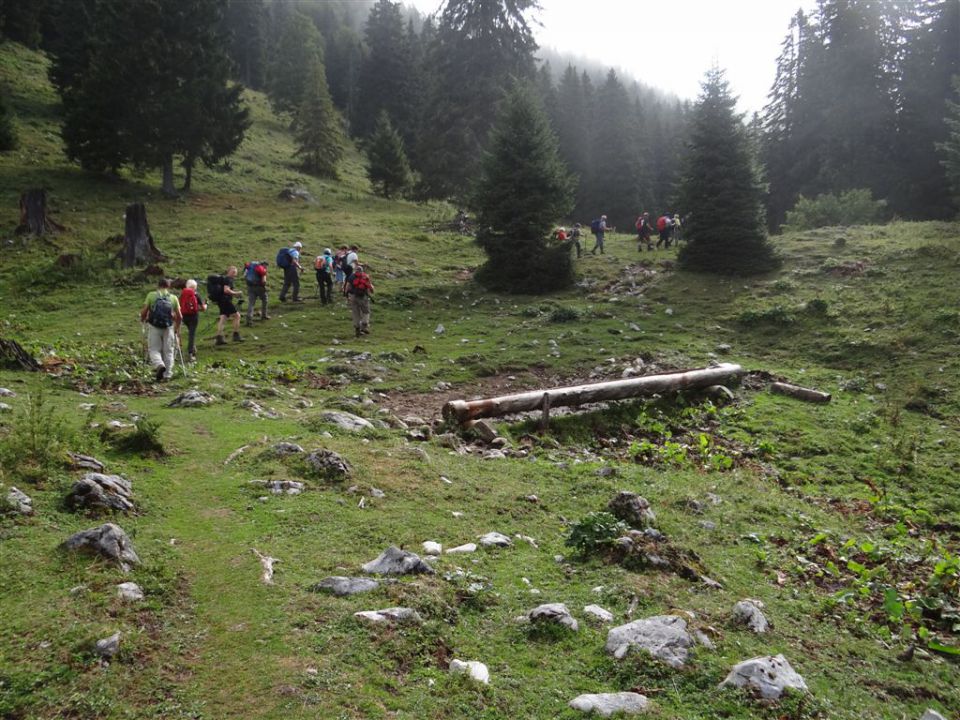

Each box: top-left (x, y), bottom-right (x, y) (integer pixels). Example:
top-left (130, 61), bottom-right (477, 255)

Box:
top-left (120, 203), bottom-right (166, 269)
top-left (0, 338), bottom-right (41, 371)
top-left (16, 189), bottom-right (65, 237)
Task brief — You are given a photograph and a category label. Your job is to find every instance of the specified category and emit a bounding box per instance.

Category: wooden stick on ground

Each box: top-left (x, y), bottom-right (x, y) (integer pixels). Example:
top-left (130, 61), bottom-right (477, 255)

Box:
top-left (252, 549), bottom-right (278, 584)
top-left (770, 382), bottom-right (831, 404)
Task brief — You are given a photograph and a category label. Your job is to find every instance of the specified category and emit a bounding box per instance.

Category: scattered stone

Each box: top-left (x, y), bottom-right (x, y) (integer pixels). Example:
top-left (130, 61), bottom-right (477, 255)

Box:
top-left (471, 420), bottom-right (498, 443)
top-left (61, 523), bottom-right (140, 572)
top-left (605, 615), bottom-right (695, 667)
top-left (271, 442), bottom-right (304, 456)
top-left (482, 449), bottom-right (506, 460)
top-left (569, 692), bottom-right (649, 717)
top-left (705, 384), bottom-right (735, 403)
top-left (434, 324), bottom-right (445, 335)
top-left (66, 452), bottom-right (106, 472)
top-left (252, 548), bottom-right (278, 584)
top-left (310, 576), bottom-right (379, 596)
top-left (446, 543), bottom-right (477, 554)
top-left (449, 659), bottom-right (489, 684)
top-left (525, 494), bottom-right (539, 503)
top-left (362, 546), bottom-right (434, 575)
top-left (4, 486), bottom-right (33, 515)
top-left (66, 473), bottom-right (135, 513)
top-left (251, 480), bottom-right (304, 495)
top-left (116, 582), bottom-right (144, 601)
top-left (719, 654), bottom-right (807, 700)
top-left (303, 449), bottom-right (351, 480)
top-left (354, 607), bottom-right (422, 625)
top-left (0, 387), bottom-right (16, 397)
top-left (94, 632), bottom-right (121, 659)
top-left (277, 186), bottom-right (312, 201)
top-left (698, 520), bottom-right (717, 531)
top-left (596, 466), bottom-right (618, 477)
top-left (528, 603), bottom-right (579, 631)
top-left (515, 534), bottom-right (538, 548)
top-left (370, 487), bottom-right (385, 498)
top-left (167, 390), bottom-right (215, 408)
top-left (436, 433), bottom-right (463, 450)
top-left (319, 410), bottom-right (374, 432)
top-left (715, 343), bottom-right (732, 354)
top-left (607, 491), bottom-right (656, 529)
top-left (478, 532), bottom-right (512, 548)
top-left (583, 605), bottom-right (614, 623)
top-left (920, 710), bottom-right (947, 720)
top-left (422, 541), bottom-right (442, 556)
top-left (732, 599), bottom-right (770, 633)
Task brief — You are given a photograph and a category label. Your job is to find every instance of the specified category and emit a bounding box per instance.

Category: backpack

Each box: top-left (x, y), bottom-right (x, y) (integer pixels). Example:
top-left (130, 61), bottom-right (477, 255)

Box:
top-left (180, 288), bottom-right (199, 317)
top-left (656, 216), bottom-right (667, 232)
top-left (207, 274), bottom-right (226, 302)
top-left (315, 255), bottom-right (332, 274)
top-left (350, 272), bottom-right (372, 296)
top-left (148, 292), bottom-right (174, 328)
top-left (245, 261), bottom-right (265, 285)
top-left (276, 247), bottom-right (293, 269)
top-left (590, 218), bottom-right (601, 234)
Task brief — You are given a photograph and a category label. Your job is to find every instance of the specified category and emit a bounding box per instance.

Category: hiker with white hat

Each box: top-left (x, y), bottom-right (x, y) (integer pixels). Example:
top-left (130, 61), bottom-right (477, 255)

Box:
top-left (277, 240), bottom-right (304, 303)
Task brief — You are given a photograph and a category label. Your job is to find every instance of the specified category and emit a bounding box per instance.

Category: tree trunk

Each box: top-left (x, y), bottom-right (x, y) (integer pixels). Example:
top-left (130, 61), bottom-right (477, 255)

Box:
top-left (121, 203), bottom-right (166, 269)
top-left (161, 155), bottom-right (177, 197)
top-left (181, 155), bottom-right (194, 193)
top-left (15, 189), bottom-right (65, 237)
top-left (770, 382), bottom-right (831, 403)
top-left (443, 363), bottom-right (745, 425)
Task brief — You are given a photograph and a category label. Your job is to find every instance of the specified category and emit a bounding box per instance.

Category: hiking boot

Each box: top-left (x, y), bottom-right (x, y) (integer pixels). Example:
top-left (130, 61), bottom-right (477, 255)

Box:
top-left (232, 332), bottom-right (243, 343)
top-left (154, 365), bottom-right (165, 382)
top-left (291, 298), bottom-right (304, 303)
top-left (188, 353), bottom-right (197, 363)
top-left (215, 335), bottom-right (227, 346)
top-left (355, 327), bottom-right (361, 338)
top-left (361, 326), bottom-right (370, 335)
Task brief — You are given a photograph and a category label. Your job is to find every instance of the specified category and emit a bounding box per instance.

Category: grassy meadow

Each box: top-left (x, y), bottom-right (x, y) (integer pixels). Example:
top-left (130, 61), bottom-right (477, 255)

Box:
top-left (0, 41), bottom-right (958, 719)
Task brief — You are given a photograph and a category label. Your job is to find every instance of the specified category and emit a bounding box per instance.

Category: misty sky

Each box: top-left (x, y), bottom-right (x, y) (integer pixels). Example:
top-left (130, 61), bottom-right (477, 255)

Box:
top-left (406, 0), bottom-right (816, 113)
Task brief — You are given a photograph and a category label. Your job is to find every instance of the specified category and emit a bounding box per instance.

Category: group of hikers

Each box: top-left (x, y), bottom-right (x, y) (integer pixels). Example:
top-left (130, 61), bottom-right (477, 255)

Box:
top-left (557, 212), bottom-right (685, 257)
top-left (139, 242), bottom-right (375, 382)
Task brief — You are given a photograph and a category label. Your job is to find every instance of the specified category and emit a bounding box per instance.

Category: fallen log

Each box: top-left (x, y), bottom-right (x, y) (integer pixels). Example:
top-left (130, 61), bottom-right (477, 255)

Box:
top-left (442, 363), bottom-right (744, 426)
top-left (770, 382), bottom-right (831, 404)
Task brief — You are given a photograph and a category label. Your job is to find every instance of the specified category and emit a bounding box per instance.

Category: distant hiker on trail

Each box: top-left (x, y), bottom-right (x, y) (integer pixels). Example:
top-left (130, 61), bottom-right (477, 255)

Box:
top-left (244, 259), bottom-right (269, 326)
top-left (636, 212), bottom-right (653, 251)
top-left (671, 213), bottom-right (683, 244)
top-left (277, 241), bottom-right (304, 303)
top-left (590, 215), bottom-right (608, 254)
top-left (315, 248), bottom-right (334, 305)
top-left (344, 245), bottom-right (360, 274)
top-left (344, 263), bottom-right (374, 338)
top-left (178, 279), bottom-right (206, 362)
top-left (334, 245), bottom-right (348, 285)
top-left (656, 214), bottom-right (672, 249)
top-left (209, 266), bottom-right (243, 345)
top-left (570, 223), bottom-right (583, 258)
top-left (140, 277), bottom-right (182, 382)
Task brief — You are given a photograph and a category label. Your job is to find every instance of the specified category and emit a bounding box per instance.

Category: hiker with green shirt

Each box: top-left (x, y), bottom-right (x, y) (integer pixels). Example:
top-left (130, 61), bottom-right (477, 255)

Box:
top-left (139, 277), bottom-right (182, 382)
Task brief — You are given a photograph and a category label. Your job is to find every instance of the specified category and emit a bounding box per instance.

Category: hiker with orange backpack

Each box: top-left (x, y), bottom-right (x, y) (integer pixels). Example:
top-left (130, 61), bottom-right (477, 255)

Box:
top-left (344, 263), bottom-right (374, 338)
top-left (315, 248), bottom-right (334, 304)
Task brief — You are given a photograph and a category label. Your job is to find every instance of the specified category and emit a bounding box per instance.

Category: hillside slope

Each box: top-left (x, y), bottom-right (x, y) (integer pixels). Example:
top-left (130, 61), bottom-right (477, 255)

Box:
top-left (1, 42), bottom-right (958, 720)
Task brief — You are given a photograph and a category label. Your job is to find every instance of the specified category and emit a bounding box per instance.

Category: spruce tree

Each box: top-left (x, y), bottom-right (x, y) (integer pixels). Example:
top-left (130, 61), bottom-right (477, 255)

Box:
top-left (294, 59), bottom-right (345, 177)
top-left (0, 89), bottom-right (16, 152)
top-left (366, 110), bottom-right (411, 198)
top-left (472, 84), bottom-right (574, 293)
top-left (267, 11), bottom-right (324, 114)
top-left (678, 67), bottom-right (778, 276)
top-left (938, 76), bottom-right (960, 208)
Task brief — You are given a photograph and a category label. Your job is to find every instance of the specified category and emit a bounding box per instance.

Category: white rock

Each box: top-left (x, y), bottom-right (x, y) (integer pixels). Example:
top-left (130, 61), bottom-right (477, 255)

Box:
top-left (920, 710), bottom-right (948, 720)
top-left (719, 654), bottom-right (807, 700)
top-left (446, 543), bottom-right (477, 554)
top-left (449, 659), bottom-right (489, 684)
top-left (354, 607), bottom-right (423, 625)
top-left (434, 324), bottom-right (445, 335)
top-left (116, 582), bottom-right (144, 601)
top-left (528, 603), bottom-right (578, 631)
top-left (0, 402), bottom-right (11, 412)
top-left (95, 631), bottom-right (121, 659)
top-left (5, 486), bottom-right (33, 515)
top-left (0, 388), bottom-right (16, 397)
top-left (605, 615), bottom-right (695, 667)
top-left (732, 599), bottom-right (770, 633)
top-left (422, 541), bottom-right (442, 556)
top-left (583, 605), bottom-right (614, 623)
top-left (478, 532), bottom-right (512, 548)
top-left (569, 692), bottom-right (649, 716)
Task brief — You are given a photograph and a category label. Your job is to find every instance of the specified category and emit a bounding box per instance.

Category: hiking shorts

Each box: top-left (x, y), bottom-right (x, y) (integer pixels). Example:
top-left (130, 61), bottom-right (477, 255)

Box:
top-left (218, 300), bottom-right (237, 317)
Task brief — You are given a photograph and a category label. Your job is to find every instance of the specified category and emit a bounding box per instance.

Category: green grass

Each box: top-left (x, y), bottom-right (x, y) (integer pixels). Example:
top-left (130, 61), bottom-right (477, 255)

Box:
top-left (1, 41), bottom-right (959, 719)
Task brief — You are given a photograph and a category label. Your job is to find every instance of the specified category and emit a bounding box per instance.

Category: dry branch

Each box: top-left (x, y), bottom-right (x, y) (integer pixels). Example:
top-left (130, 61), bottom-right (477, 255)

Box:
top-left (770, 382), bottom-right (831, 404)
top-left (252, 549), bottom-right (278, 584)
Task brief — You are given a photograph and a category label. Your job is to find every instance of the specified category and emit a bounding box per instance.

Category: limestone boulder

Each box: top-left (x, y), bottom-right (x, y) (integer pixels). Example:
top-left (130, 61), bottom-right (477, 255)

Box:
top-left (61, 523), bottom-right (140, 572)
top-left (719, 654), bottom-right (807, 700)
top-left (569, 692), bottom-right (649, 716)
top-left (362, 546), bottom-right (434, 575)
top-left (605, 615), bottom-right (694, 667)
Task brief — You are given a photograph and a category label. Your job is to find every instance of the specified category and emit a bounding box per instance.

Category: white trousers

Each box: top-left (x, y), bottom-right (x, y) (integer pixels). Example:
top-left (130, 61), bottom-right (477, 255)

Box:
top-left (147, 325), bottom-right (175, 379)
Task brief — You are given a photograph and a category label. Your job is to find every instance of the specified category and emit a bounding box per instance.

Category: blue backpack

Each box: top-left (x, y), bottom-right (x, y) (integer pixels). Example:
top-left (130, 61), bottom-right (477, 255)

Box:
top-left (276, 248), bottom-right (293, 269)
top-left (148, 293), bottom-right (174, 329)
top-left (590, 218), bottom-right (602, 234)
top-left (245, 261), bottom-right (265, 285)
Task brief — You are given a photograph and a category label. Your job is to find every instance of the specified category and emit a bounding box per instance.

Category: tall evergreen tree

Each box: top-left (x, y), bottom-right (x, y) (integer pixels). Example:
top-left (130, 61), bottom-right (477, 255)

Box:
top-left (472, 84), bottom-right (574, 293)
top-left (267, 11), bottom-right (324, 114)
top-left (50, 0), bottom-right (249, 196)
top-left (938, 75), bottom-right (960, 208)
top-left (417, 0), bottom-right (539, 199)
top-left (678, 67), bottom-right (778, 276)
top-left (294, 58), bottom-right (345, 177)
top-left (366, 110), bottom-right (412, 198)
top-left (554, 65), bottom-right (590, 216)
top-left (223, 0), bottom-right (267, 89)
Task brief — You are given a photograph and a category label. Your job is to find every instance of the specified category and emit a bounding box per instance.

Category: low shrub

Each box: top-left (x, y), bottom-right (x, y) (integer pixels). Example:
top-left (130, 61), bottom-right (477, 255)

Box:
top-left (566, 512), bottom-right (628, 554)
top-left (782, 188), bottom-right (886, 232)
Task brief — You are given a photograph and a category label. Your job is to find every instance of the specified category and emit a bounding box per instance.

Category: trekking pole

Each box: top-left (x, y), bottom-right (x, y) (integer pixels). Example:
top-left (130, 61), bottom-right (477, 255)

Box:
top-left (140, 322), bottom-right (148, 362)
top-left (176, 334), bottom-right (188, 378)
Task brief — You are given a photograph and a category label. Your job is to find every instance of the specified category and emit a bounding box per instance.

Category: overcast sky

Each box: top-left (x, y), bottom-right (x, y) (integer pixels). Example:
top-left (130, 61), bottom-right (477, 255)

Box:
top-left (406, 0), bottom-right (816, 114)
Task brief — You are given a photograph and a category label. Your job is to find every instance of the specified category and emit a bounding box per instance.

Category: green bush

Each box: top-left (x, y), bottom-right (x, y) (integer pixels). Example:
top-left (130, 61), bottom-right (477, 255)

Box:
top-left (549, 306), bottom-right (580, 323)
top-left (0, 389), bottom-right (71, 484)
top-left (0, 91), bottom-right (16, 152)
top-left (566, 512), bottom-right (628, 554)
top-left (782, 189), bottom-right (886, 231)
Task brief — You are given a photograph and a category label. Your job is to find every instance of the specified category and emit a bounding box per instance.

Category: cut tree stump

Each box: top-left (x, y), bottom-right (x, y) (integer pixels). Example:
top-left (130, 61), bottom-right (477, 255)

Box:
top-left (0, 338), bottom-right (41, 371)
top-left (770, 382), bottom-right (831, 403)
top-left (442, 363), bottom-right (744, 426)
top-left (120, 203), bottom-right (166, 269)
top-left (16, 189), bottom-right (65, 237)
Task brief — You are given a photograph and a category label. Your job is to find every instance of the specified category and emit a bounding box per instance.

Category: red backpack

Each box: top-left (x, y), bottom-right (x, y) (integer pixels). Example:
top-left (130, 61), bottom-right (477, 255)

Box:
top-left (180, 287), bottom-right (199, 316)
top-left (350, 272), bottom-right (372, 296)
top-left (656, 216), bottom-right (668, 232)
